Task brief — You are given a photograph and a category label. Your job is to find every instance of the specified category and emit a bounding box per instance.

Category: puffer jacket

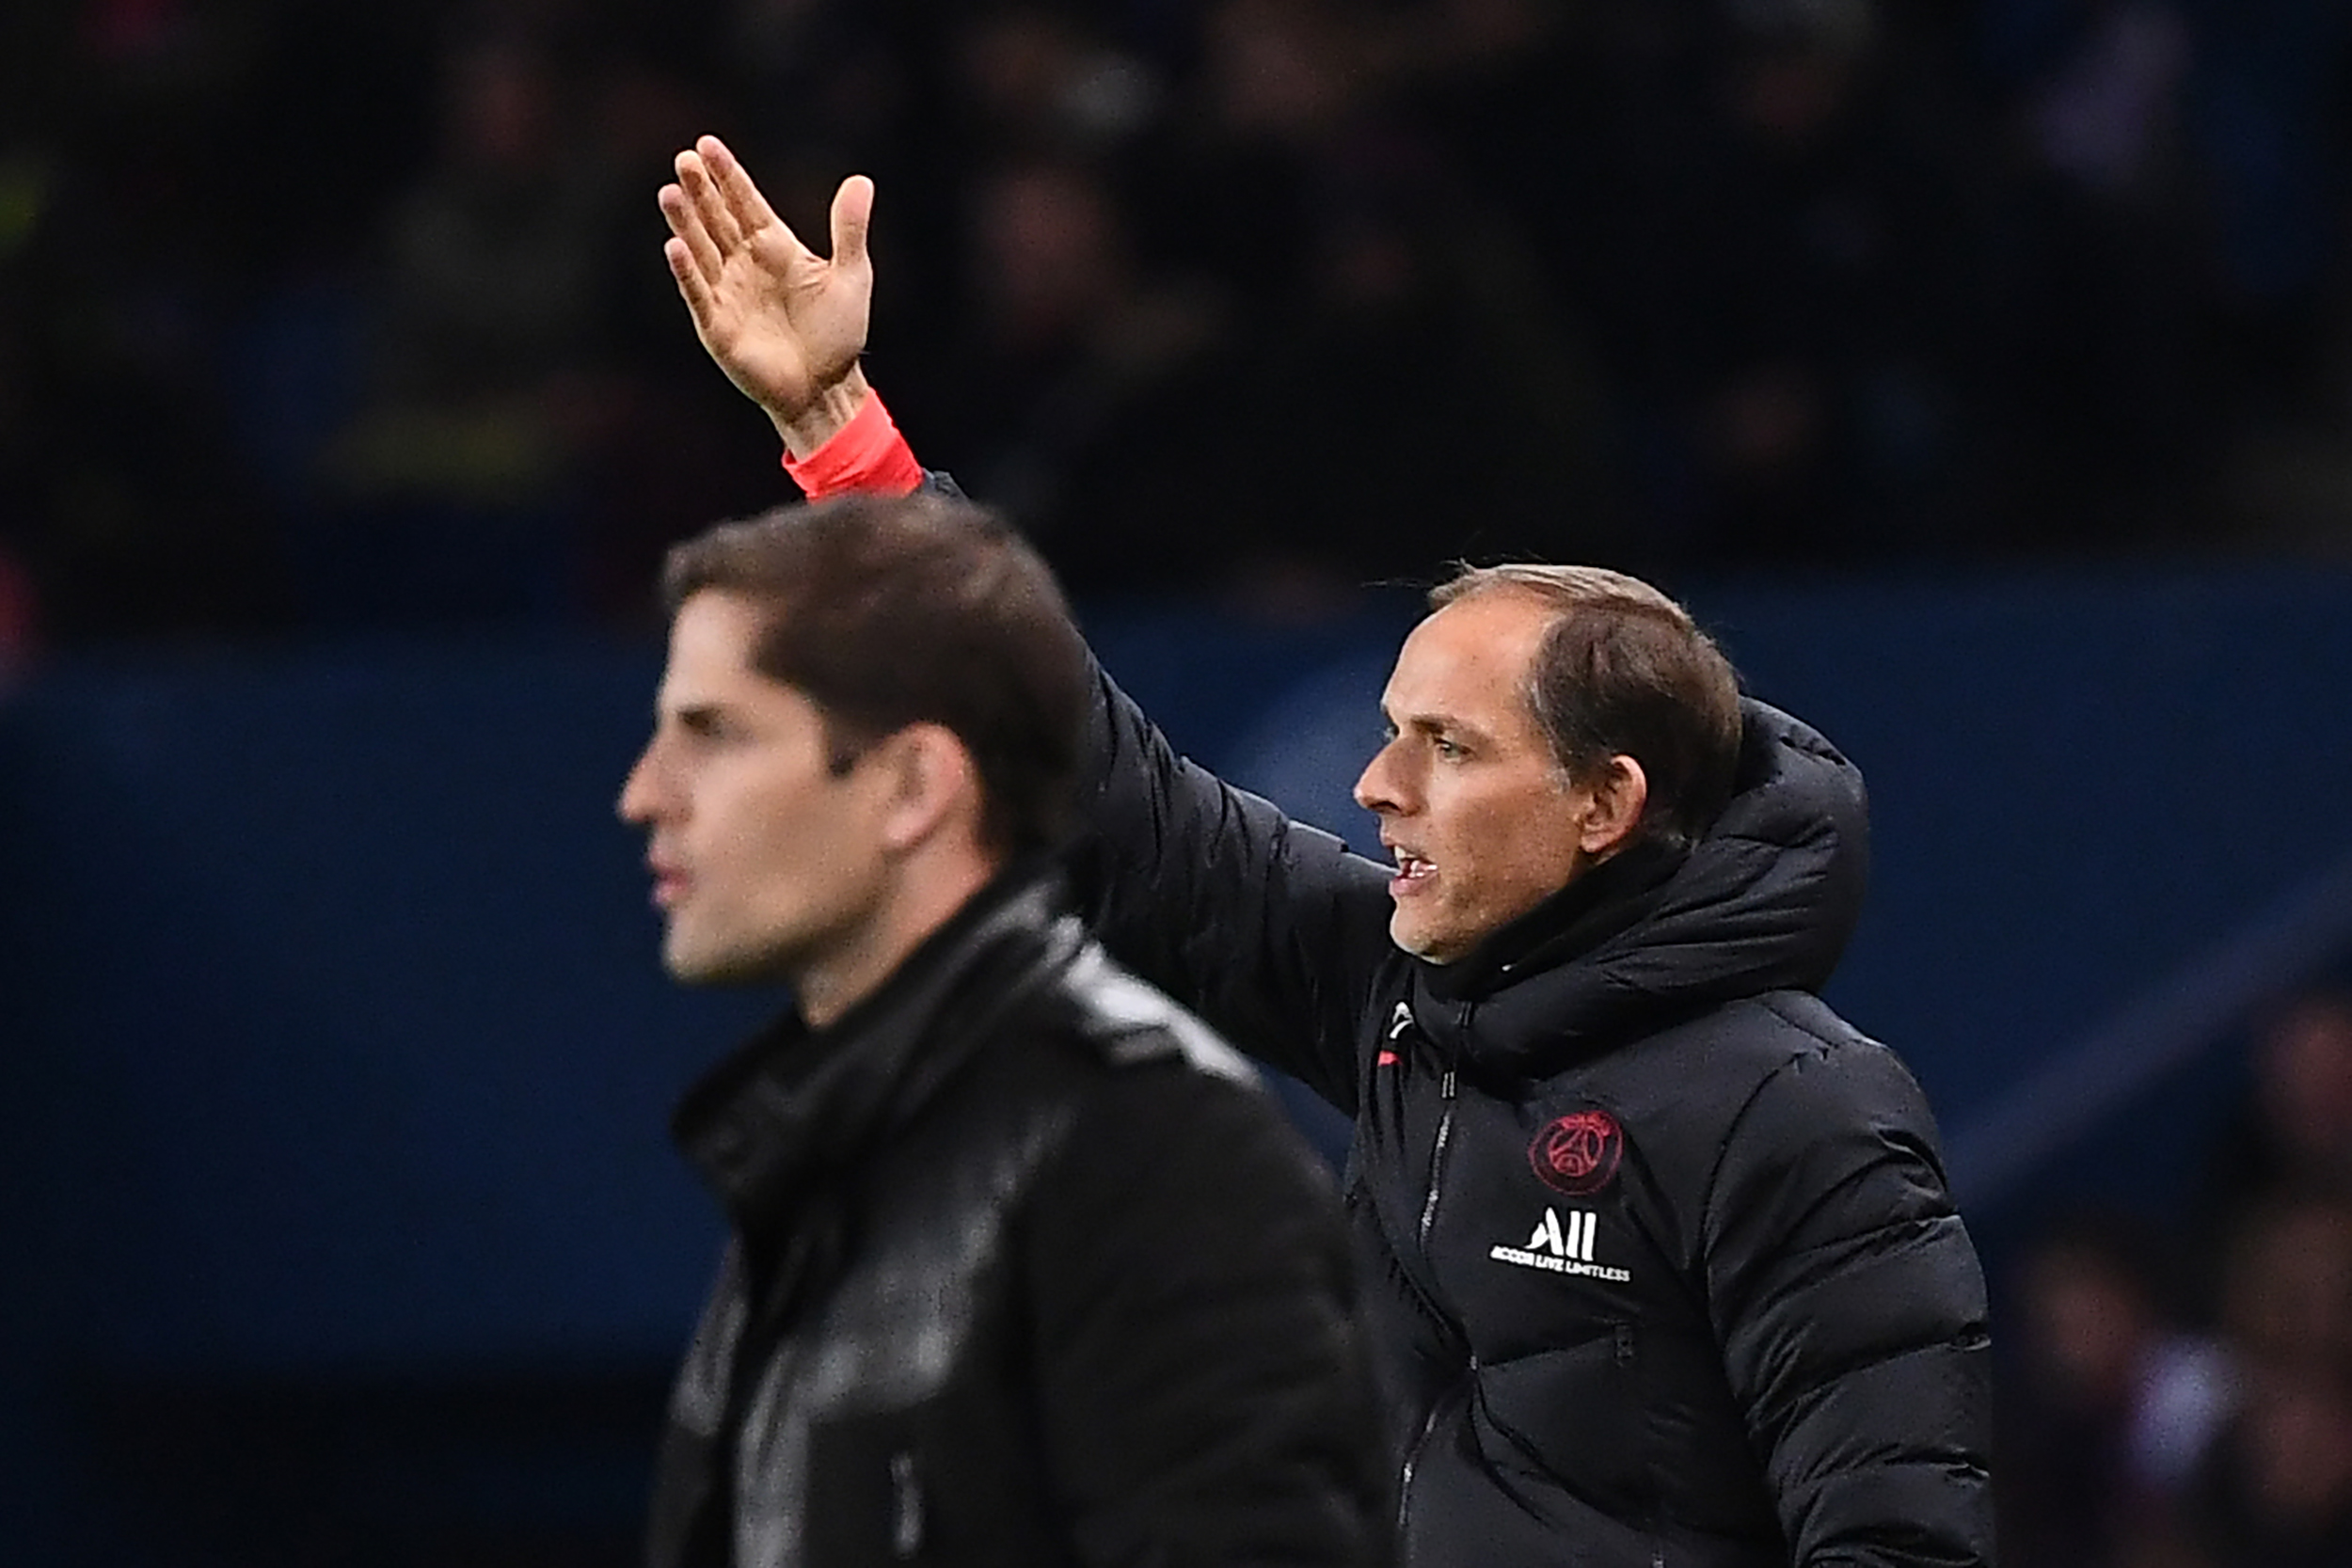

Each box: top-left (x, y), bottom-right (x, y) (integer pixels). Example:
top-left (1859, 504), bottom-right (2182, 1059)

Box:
top-left (647, 865), bottom-right (1388, 1568)
top-left (1073, 677), bottom-right (1994, 1568)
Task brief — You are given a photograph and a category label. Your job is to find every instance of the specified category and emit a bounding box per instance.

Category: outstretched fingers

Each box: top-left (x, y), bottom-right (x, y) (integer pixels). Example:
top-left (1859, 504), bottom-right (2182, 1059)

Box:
top-left (662, 234), bottom-right (715, 321)
top-left (700, 135), bottom-right (788, 252)
top-left (659, 180), bottom-right (723, 284)
top-left (674, 149), bottom-right (745, 253)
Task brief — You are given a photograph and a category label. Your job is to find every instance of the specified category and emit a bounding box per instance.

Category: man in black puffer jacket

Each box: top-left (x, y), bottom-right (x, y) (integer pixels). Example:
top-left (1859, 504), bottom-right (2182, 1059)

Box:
top-left (653, 136), bottom-right (1993, 1568)
top-left (617, 491), bottom-right (1385, 1567)
top-left (1075, 615), bottom-right (1992, 1568)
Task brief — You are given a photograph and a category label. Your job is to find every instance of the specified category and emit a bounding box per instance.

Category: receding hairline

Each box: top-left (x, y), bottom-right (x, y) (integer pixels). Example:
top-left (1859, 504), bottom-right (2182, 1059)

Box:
top-left (1429, 561), bottom-right (1698, 626)
top-left (1422, 560), bottom-right (1746, 847)
top-left (1418, 562), bottom-right (1713, 766)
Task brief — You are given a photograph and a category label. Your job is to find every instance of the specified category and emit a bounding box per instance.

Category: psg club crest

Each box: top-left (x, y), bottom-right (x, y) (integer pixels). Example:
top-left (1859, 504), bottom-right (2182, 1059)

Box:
top-left (1530, 1109), bottom-right (1623, 1196)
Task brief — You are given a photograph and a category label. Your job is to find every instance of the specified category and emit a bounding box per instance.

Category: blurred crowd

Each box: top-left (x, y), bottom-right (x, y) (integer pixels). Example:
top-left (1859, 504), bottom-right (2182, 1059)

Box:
top-left (2002, 986), bottom-right (2352, 1568)
top-left (0, 0), bottom-right (2349, 663)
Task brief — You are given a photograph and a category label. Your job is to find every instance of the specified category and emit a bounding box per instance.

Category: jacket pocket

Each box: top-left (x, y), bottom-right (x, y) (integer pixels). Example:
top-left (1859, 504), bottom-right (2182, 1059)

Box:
top-left (1473, 1322), bottom-right (1656, 1527)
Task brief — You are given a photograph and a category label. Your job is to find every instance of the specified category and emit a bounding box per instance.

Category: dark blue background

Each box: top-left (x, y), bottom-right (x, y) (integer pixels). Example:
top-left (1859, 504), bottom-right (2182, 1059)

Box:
top-left (8, 568), bottom-right (2352, 1561)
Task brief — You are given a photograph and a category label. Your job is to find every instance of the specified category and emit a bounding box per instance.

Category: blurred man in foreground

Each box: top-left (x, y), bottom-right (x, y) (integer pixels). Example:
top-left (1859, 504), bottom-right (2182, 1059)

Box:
top-left (656, 135), bottom-right (1994, 1568)
top-left (618, 491), bottom-right (1384, 1566)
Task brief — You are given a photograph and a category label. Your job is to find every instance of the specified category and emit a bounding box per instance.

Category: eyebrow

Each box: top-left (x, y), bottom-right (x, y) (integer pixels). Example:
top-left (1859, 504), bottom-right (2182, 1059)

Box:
top-left (1383, 706), bottom-right (1495, 746)
top-left (668, 701), bottom-right (728, 733)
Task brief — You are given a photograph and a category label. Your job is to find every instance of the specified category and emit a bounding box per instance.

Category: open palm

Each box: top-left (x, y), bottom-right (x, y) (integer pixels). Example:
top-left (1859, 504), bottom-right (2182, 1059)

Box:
top-left (659, 136), bottom-right (874, 422)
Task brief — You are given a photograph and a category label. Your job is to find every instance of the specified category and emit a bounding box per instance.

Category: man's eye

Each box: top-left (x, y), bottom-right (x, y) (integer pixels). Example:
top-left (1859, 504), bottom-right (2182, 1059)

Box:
top-left (1432, 736), bottom-right (1466, 760)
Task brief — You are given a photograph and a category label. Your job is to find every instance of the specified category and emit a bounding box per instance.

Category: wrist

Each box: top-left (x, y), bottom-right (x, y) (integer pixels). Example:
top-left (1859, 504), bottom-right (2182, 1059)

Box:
top-left (770, 365), bottom-right (872, 459)
top-left (780, 379), bottom-right (925, 499)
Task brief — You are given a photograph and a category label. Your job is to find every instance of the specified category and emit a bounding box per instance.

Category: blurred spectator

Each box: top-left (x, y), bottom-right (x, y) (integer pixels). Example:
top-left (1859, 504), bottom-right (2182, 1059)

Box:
top-left (2026, 1), bottom-right (2190, 199)
top-left (1998, 1211), bottom-right (2233, 1568)
top-left (901, 153), bottom-right (1247, 597)
top-left (1189, 0), bottom-right (1621, 599)
top-left (5, 0), bottom-right (294, 640)
top-left (1994, 0), bottom-right (2214, 546)
top-left (898, 0), bottom-right (1616, 608)
top-left (569, 44), bottom-right (795, 626)
top-left (954, 3), bottom-right (1164, 158)
top-left (2177, 1364), bottom-right (2352, 1568)
top-left (2156, 1193), bottom-right (2352, 1568)
top-left (1534, 0), bottom-right (2010, 563)
top-left (314, 32), bottom-right (630, 625)
top-left (7, 0), bottom-right (2352, 644)
top-left (2215, 1189), bottom-right (2352, 1372)
top-left (2191, 990), bottom-right (2352, 1305)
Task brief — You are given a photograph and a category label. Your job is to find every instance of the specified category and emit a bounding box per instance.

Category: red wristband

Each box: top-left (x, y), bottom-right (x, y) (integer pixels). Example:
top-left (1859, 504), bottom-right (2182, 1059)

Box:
top-left (780, 389), bottom-right (925, 499)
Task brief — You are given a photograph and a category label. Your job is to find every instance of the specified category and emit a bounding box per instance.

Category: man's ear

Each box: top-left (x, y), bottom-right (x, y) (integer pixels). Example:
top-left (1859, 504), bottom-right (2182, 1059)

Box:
top-left (1579, 754), bottom-right (1649, 860)
top-left (875, 722), bottom-right (983, 854)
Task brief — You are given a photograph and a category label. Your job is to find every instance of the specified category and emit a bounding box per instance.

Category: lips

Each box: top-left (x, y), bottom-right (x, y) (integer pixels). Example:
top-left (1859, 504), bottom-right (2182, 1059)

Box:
top-left (647, 858), bottom-right (690, 909)
top-left (1387, 847), bottom-right (1435, 895)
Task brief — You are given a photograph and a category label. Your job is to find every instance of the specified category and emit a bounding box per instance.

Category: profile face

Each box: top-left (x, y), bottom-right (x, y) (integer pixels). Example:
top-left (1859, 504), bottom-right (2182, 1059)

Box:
top-left (1352, 589), bottom-right (1596, 964)
top-left (618, 591), bottom-right (894, 985)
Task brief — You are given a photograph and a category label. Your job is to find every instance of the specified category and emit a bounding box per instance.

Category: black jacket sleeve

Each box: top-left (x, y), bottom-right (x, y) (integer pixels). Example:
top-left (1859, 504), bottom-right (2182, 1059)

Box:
top-left (1021, 1062), bottom-right (1391, 1568)
top-left (1702, 1029), bottom-right (1995, 1568)
top-left (1067, 655), bottom-right (1397, 1114)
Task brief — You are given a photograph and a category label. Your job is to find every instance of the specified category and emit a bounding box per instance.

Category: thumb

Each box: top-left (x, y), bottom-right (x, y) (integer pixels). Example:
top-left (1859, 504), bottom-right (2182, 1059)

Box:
top-left (830, 175), bottom-right (875, 276)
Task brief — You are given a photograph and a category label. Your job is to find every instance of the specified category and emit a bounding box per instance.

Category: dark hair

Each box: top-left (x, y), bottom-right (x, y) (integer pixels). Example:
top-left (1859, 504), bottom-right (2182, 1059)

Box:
top-left (1430, 564), bottom-right (1742, 847)
top-left (661, 492), bottom-right (1089, 856)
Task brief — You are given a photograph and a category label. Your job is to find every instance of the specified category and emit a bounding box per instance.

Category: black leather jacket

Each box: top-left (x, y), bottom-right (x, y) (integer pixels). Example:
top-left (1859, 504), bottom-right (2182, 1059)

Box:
top-left (1074, 675), bottom-right (1994, 1568)
top-left (647, 868), bottom-right (1387, 1568)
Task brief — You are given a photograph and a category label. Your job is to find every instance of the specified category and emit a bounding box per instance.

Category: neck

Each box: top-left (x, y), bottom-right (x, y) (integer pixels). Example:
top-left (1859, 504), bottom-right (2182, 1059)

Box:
top-left (795, 847), bottom-right (1002, 1029)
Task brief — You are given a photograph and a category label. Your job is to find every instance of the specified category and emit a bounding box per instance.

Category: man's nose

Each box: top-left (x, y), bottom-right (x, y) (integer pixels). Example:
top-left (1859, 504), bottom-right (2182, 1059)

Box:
top-left (617, 747), bottom-right (662, 823)
top-left (1353, 745), bottom-right (1400, 815)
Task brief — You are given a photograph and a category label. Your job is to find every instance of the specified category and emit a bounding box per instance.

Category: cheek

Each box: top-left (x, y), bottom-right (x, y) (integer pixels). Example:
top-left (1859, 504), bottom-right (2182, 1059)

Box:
top-left (700, 775), bottom-right (822, 885)
top-left (739, 780), bottom-right (885, 904)
top-left (1441, 784), bottom-right (1583, 900)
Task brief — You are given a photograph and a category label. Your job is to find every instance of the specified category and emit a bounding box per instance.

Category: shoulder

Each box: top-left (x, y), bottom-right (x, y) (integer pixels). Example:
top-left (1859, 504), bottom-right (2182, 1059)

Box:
top-left (1053, 940), bottom-right (1263, 1087)
top-left (1605, 992), bottom-right (1947, 1201)
top-left (1016, 941), bottom-right (1347, 1242)
top-left (1715, 994), bottom-right (1942, 1145)
top-left (1670, 996), bottom-right (1962, 1256)
top-left (1640, 990), bottom-right (1922, 1111)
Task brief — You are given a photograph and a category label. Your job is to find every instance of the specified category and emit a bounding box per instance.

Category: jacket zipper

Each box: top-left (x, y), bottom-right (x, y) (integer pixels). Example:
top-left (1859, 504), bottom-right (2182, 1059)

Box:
top-left (1416, 1063), bottom-right (1459, 1245)
top-left (1400, 1039), bottom-right (1469, 1542)
top-left (1395, 1360), bottom-right (1475, 1540)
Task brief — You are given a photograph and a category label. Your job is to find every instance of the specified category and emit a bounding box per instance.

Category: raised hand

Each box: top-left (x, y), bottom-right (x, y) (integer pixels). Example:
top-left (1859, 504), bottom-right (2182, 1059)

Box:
top-left (658, 135), bottom-right (875, 451)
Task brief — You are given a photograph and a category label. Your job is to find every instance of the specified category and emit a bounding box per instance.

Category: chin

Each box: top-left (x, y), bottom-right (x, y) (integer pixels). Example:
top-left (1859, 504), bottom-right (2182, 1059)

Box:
top-left (1390, 915), bottom-right (1458, 965)
top-left (661, 947), bottom-right (721, 985)
top-left (669, 931), bottom-right (802, 988)
top-left (663, 938), bottom-right (746, 986)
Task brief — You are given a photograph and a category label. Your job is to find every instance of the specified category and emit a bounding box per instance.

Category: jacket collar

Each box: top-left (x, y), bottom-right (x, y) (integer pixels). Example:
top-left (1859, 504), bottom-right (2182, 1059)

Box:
top-left (1411, 699), bottom-right (1869, 1077)
top-left (1417, 836), bottom-right (1688, 1006)
top-left (671, 860), bottom-right (1073, 1234)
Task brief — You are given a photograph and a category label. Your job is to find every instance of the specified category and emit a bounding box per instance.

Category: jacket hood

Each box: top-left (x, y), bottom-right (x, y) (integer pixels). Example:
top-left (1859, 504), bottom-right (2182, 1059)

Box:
top-left (1417, 698), bottom-right (1869, 1077)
